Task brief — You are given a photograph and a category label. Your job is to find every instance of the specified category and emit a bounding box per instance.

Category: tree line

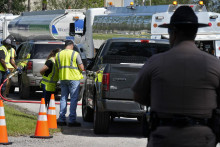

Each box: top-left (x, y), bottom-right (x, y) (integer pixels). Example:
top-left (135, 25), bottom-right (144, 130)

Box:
top-left (0, 0), bottom-right (219, 14)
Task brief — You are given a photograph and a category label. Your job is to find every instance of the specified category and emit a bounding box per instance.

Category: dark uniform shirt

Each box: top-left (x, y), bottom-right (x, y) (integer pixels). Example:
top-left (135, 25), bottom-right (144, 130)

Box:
top-left (44, 60), bottom-right (53, 77)
top-left (132, 41), bottom-right (220, 118)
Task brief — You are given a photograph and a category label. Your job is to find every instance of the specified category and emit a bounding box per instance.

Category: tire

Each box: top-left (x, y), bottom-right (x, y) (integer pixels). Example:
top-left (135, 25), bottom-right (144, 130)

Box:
top-left (9, 86), bottom-right (15, 93)
top-left (93, 99), bottom-right (110, 134)
top-left (19, 80), bottom-right (30, 99)
top-left (82, 91), bottom-right (94, 122)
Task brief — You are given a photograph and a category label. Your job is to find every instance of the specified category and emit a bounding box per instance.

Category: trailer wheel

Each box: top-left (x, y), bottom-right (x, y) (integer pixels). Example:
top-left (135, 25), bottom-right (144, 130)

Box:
top-left (82, 91), bottom-right (94, 122)
top-left (93, 99), bottom-right (110, 134)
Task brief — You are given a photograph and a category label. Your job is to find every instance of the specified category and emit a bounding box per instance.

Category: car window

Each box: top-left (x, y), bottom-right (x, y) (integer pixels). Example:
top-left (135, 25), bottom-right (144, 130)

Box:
top-left (103, 41), bottom-right (170, 64)
top-left (30, 44), bottom-right (65, 59)
top-left (17, 43), bottom-right (27, 59)
top-left (106, 42), bottom-right (170, 57)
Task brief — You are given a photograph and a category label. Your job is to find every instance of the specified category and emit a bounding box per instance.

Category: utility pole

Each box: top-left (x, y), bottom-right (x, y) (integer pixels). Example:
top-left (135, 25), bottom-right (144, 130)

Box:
top-left (28, 0), bottom-right (30, 11)
top-left (8, 0), bottom-right (12, 13)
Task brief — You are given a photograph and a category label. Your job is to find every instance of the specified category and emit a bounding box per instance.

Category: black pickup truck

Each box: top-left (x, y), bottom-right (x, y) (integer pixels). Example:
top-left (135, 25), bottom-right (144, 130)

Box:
top-left (82, 38), bottom-right (170, 134)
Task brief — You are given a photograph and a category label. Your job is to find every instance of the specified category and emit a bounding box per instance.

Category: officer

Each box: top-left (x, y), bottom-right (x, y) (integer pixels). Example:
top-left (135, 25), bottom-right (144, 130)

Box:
top-left (56, 40), bottom-right (84, 127)
top-left (4, 45), bottom-right (18, 97)
top-left (132, 6), bottom-right (219, 147)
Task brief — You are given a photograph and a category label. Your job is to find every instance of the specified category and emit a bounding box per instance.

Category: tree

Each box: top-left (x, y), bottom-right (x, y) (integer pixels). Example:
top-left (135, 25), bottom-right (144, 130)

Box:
top-left (0, 0), bottom-right (26, 14)
top-left (47, 0), bottom-right (104, 10)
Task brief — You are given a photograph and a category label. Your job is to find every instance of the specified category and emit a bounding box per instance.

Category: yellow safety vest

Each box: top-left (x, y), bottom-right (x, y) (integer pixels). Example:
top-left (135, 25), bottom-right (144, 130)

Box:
top-left (0, 45), bottom-right (9, 72)
top-left (41, 57), bottom-right (59, 92)
top-left (56, 49), bottom-right (83, 80)
top-left (6, 48), bottom-right (16, 69)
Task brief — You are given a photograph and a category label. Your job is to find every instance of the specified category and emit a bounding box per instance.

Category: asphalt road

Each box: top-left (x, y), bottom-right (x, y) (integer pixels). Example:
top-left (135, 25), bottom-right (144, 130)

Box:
top-left (3, 88), bottom-right (147, 147)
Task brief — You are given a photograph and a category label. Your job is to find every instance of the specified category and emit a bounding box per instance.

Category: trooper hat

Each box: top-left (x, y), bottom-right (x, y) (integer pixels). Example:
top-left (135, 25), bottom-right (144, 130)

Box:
top-left (158, 6), bottom-right (209, 28)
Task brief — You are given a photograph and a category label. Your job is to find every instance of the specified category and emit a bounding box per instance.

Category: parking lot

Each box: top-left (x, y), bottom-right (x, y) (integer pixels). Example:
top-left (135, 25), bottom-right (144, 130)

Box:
top-left (4, 88), bottom-right (147, 147)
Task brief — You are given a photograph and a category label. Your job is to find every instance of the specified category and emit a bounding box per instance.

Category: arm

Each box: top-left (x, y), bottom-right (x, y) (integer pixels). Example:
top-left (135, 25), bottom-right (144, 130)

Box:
top-left (78, 63), bottom-right (84, 71)
top-left (0, 59), bottom-right (7, 71)
top-left (76, 54), bottom-right (85, 71)
top-left (0, 50), bottom-right (7, 71)
top-left (40, 65), bottom-right (49, 75)
top-left (10, 58), bottom-right (18, 69)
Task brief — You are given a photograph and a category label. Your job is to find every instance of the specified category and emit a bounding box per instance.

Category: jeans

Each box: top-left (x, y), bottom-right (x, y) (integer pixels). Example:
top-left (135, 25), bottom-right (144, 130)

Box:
top-left (0, 71), bottom-right (7, 93)
top-left (41, 83), bottom-right (53, 108)
top-left (58, 80), bottom-right (80, 123)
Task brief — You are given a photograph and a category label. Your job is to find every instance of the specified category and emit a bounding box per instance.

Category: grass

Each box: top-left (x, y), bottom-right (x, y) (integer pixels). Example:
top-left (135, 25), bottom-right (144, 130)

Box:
top-left (4, 104), bottom-right (60, 136)
top-left (93, 33), bottom-right (151, 40)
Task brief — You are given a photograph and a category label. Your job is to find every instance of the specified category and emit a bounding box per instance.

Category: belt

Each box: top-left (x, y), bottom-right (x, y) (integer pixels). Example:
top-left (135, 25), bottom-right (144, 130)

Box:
top-left (159, 117), bottom-right (209, 127)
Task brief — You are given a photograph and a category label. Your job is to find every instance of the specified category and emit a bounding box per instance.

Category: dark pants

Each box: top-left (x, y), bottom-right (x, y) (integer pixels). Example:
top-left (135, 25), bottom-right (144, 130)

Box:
top-left (147, 126), bottom-right (217, 147)
top-left (41, 83), bottom-right (53, 108)
top-left (0, 71), bottom-right (7, 93)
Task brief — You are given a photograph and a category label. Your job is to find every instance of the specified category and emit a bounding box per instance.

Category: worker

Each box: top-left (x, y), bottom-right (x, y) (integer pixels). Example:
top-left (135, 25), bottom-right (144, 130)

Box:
top-left (132, 6), bottom-right (219, 147)
top-left (40, 48), bottom-right (61, 108)
top-left (56, 40), bottom-right (84, 127)
top-left (3, 45), bottom-right (17, 97)
top-left (0, 39), bottom-right (21, 94)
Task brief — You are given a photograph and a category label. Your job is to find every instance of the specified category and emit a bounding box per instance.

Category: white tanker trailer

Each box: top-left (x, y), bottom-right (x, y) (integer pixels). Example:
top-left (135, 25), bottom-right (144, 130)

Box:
top-left (8, 9), bottom-right (85, 42)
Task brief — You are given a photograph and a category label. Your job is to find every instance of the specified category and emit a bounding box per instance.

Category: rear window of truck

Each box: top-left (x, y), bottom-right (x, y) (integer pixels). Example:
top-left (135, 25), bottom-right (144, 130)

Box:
top-left (107, 42), bottom-right (170, 57)
top-left (31, 44), bottom-right (65, 59)
top-left (103, 42), bottom-right (170, 64)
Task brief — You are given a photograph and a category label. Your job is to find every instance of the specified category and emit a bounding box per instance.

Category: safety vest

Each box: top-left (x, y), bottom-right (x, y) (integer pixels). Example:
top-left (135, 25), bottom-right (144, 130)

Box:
top-left (0, 45), bottom-right (10, 72)
top-left (56, 49), bottom-right (83, 80)
top-left (6, 48), bottom-right (16, 69)
top-left (41, 57), bottom-right (59, 92)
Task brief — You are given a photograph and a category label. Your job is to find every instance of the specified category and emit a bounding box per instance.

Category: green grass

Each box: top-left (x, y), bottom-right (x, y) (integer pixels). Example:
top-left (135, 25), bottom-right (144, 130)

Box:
top-left (93, 33), bottom-right (151, 40)
top-left (4, 104), bottom-right (60, 136)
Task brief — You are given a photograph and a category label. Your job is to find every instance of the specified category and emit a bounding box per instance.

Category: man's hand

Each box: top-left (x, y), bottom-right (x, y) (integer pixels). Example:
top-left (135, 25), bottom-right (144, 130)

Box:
top-left (6, 69), bottom-right (10, 75)
top-left (16, 67), bottom-right (22, 73)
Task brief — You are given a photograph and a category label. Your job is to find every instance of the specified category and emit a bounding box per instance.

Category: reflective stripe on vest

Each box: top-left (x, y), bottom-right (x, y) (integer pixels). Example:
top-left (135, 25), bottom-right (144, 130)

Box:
top-left (57, 52), bottom-right (78, 70)
top-left (6, 48), bottom-right (15, 69)
top-left (56, 49), bottom-right (83, 80)
top-left (41, 57), bottom-right (58, 91)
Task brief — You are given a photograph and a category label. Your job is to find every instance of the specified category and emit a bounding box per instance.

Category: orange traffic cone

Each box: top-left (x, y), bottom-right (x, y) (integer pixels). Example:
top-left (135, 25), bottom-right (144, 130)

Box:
top-left (0, 100), bottom-right (12, 145)
top-left (30, 98), bottom-right (53, 139)
top-left (47, 94), bottom-right (57, 129)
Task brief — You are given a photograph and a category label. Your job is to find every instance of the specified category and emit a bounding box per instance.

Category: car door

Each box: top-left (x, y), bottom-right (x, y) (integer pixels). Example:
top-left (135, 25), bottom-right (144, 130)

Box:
top-left (85, 42), bottom-right (106, 101)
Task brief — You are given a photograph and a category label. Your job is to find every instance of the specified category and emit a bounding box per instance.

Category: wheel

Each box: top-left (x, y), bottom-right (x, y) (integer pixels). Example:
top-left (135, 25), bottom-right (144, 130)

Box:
top-left (9, 86), bottom-right (15, 93)
top-left (82, 91), bottom-right (94, 122)
top-left (93, 99), bottom-right (110, 134)
top-left (19, 80), bottom-right (30, 99)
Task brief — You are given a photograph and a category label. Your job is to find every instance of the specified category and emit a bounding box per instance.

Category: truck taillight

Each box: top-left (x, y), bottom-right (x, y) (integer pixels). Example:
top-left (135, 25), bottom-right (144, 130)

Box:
top-left (218, 23), bottom-right (220, 27)
top-left (208, 22), bottom-right (212, 27)
top-left (102, 73), bottom-right (110, 91)
top-left (141, 40), bottom-right (149, 43)
top-left (27, 61), bottom-right (33, 73)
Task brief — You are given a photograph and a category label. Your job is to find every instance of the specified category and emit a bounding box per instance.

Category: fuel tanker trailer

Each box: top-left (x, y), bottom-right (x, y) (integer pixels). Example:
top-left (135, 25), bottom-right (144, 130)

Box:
top-left (8, 9), bottom-right (85, 42)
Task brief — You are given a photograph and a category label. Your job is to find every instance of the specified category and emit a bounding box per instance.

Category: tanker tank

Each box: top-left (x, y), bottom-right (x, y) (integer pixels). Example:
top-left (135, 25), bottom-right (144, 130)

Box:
top-left (8, 9), bottom-right (85, 42)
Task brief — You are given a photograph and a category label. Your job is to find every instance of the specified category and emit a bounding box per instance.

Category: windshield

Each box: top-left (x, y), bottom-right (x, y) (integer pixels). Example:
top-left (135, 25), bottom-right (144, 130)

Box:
top-left (31, 44), bottom-right (65, 59)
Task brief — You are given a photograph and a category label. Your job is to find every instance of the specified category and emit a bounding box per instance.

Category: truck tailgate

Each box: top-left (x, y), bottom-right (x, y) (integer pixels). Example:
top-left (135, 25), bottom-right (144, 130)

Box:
top-left (108, 64), bottom-right (143, 100)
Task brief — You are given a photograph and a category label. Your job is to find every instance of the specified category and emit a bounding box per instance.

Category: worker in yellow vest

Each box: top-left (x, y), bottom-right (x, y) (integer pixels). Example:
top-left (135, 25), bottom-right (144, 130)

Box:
top-left (4, 45), bottom-right (17, 97)
top-left (56, 40), bottom-right (84, 127)
top-left (40, 48), bottom-right (61, 107)
top-left (0, 39), bottom-right (20, 94)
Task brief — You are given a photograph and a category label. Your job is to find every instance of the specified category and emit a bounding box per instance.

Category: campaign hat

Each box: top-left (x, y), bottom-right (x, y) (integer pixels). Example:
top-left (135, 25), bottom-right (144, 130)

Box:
top-left (158, 6), bottom-right (209, 28)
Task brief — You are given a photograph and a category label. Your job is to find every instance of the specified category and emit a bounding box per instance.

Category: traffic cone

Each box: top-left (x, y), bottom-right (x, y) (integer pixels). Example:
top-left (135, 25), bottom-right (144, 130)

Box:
top-left (0, 100), bottom-right (12, 145)
top-left (30, 98), bottom-right (53, 139)
top-left (47, 94), bottom-right (57, 129)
